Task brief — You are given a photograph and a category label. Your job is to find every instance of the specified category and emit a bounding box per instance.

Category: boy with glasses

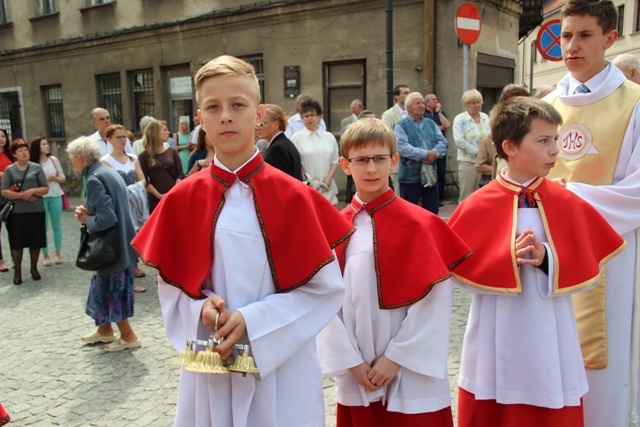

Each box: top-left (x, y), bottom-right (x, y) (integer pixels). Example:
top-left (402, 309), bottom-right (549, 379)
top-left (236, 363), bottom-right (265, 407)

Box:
top-left (318, 118), bottom-right (471, 426)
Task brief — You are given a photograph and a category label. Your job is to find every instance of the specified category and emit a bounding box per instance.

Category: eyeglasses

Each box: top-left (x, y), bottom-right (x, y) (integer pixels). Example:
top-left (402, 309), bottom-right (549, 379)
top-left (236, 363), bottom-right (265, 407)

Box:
top-left (347, 154), bottom-right (393, 168)
top-left (260, 120), bottom-right (275, 127)
top-left (302, 114), bottom-right (317, 119)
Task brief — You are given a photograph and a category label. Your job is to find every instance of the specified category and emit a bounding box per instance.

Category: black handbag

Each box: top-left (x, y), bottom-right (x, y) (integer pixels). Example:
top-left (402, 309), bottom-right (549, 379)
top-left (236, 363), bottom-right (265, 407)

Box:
top-left (1, 164), bottom-right (30, 223)
top-left (0, 201), bottom-right (14, 223)
top-left (75, 172), bottom-right (120, 271)
top-left (76, 223), bottom-right (120, 271)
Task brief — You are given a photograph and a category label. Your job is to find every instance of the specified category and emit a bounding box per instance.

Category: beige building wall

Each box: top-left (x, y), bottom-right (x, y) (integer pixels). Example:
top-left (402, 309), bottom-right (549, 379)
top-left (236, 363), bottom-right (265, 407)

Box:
top-left (0, 0), bottom-right (521, 197)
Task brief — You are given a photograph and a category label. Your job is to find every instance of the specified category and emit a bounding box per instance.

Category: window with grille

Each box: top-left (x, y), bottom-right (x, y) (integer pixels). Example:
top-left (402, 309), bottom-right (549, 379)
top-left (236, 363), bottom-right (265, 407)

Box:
top-left (43, 85), bottom-right (65, 139)
top-left (131, 70), bottom-right (155, 132)
top-left (636, 1), bottom-right (640, 32)
top-left (239, 54), bottom-right (265, 102)
top-left (618, 5), bottom-right (625, 36)
top-left (98, 73), bottom-right (123, 125)
top-left (0, 0), bottom-right (9, 24)
top-left (90, 0), bottom-right (112, 5)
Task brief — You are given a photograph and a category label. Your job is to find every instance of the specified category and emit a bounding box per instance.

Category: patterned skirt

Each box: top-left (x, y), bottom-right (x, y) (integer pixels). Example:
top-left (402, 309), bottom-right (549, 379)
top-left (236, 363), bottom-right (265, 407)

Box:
top-left (85, 264), bottom-right (135, 326)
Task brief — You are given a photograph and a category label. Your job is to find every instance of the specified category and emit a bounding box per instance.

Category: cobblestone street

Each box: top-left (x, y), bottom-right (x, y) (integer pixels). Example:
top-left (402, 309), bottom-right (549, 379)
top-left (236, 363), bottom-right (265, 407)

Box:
top-left (0, 199), bottom-right (470, 426)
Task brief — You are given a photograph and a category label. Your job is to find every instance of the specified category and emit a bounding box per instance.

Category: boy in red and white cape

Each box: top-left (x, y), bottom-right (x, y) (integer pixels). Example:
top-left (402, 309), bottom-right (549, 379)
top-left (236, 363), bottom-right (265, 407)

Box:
top-left (132, 55), bottom-right (353, 427)
top-left (318, 118), bottom-right (471, 426)
top-left (449, 96), bottom-right (626, 427)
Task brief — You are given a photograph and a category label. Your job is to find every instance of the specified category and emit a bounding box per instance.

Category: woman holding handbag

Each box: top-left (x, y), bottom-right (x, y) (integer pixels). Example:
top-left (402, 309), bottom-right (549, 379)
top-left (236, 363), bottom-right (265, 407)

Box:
top-left (67, 136), bottom-right (141, 352)
top-left (1, 139), bottom-right (48, 285)
top-left (30, 137), bottom-right (65, 266)
top-left (0, 128), bottom-right (15, 273)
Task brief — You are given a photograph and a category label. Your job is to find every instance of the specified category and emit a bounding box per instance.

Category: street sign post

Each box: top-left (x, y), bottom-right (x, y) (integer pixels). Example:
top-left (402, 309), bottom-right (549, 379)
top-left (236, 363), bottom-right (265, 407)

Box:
top-left (456, 2), bottom-right (482, 45)
top-left (456, 2), bottom-right (482, 92)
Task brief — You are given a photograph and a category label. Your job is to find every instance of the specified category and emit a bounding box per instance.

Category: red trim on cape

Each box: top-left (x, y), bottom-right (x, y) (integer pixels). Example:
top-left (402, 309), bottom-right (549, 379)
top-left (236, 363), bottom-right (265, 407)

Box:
top-left (132, 153), bottom-right (354, 299)
top-left (335, 189), bottom-right (472, 309)
top-left (448, 175), bottom-right (626, 294)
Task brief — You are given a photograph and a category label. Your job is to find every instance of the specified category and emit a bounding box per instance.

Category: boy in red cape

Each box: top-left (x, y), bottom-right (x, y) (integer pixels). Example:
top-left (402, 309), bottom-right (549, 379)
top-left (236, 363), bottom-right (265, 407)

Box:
top-left (449, 97), bottom-right (626, 427)
top-left (317, 118), bottom-right (472, 426)
top-left (132, 56), bottom-right (353, 427)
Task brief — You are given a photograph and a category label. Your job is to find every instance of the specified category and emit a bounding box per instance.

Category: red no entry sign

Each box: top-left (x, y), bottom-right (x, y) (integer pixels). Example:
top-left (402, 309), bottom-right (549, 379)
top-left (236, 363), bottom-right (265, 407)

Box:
top-left (536, 19), bottom-right (563, 61)
top-left (456, 2), bottom-right (482, 45)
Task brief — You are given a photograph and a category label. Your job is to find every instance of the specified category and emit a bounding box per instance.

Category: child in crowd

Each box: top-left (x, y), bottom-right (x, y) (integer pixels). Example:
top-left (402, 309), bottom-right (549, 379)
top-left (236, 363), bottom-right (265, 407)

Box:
top-left (449, 96), bottom-right (626, 427)
top-left (317, 118), bottom-right (471, 426)
top-left (132, 55), bottom-right (353, 427)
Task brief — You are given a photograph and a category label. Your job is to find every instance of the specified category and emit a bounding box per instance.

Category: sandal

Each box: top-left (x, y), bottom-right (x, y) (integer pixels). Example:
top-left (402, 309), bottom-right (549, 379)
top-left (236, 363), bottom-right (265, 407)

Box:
top-left (43, 259), bottom-right (52, 267)
top-left (104, 337), bottom-right (141, 352)
top-left (134, 284), bottom-right (146, 293)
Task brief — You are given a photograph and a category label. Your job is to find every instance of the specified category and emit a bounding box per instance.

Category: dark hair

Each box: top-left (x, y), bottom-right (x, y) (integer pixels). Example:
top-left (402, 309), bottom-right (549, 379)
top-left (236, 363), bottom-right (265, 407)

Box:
top-left (10, 138), bottom-right (28, 155)
top-left (499, 85), bottom-right (530, 103)
top-left (30, 136), bottom-right (48, 163)
top-left (299, 100), bottom-right (322, 116)
top-left (393, 84), bottom-right (409, 97)
top-left (195, 127), bottom-right (208, 152)
top-left (491, 97), bottom-right (563, 159)
top-left (0, 128), bottom-right (15, 162)
top-left (562, 0), bottom-right (617, 34)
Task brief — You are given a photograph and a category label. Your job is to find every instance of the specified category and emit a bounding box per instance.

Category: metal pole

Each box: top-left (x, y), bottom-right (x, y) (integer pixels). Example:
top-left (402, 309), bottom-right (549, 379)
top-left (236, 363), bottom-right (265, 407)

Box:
top-left (463, 43), bottom-right (468, 93)
top-left (386, 0), bottom-right (394, 108)
top-left (529, 40), bottom-right (535, 92)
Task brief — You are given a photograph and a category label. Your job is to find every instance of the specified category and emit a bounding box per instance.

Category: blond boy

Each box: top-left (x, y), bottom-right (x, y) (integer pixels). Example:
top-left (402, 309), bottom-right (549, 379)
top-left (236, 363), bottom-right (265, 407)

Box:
top-left (133, 56), bottom-right (352, 427)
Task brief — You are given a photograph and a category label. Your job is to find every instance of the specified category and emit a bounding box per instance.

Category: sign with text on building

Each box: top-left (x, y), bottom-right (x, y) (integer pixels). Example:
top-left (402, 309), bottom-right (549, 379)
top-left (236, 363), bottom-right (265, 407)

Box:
top-left (536, 19), bottom-right (563, 61)
top-left (456, 2), bottom-right (482, 45)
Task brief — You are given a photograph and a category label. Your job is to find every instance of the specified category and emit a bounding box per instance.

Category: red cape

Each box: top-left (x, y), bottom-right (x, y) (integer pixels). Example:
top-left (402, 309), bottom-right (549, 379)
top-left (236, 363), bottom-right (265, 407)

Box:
top-left (132, 154), bottom-right (354, 299)
top-left (448, 175), bottom-right (626, 294)
top-left (335, 189), bottom-right (472, 309)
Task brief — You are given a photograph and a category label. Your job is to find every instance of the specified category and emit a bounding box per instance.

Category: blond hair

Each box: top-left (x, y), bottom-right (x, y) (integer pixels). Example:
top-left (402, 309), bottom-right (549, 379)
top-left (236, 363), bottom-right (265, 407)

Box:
top-left (340, 118), bottom-right (396, 157)
top-left (194, 55), bottom-right (261, 104)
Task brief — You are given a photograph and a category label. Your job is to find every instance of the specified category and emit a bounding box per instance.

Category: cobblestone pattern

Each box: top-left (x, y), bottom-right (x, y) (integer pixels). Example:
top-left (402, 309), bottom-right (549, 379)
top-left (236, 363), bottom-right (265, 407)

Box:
top-left (0, 200), bottom-right (470, 426)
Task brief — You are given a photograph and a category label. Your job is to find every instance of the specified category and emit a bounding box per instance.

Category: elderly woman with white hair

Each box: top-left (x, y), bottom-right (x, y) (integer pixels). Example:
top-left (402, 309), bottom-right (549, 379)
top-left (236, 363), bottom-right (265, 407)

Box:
top-left (452, 89), bottom-right (490, 202)
top-left (67, 136), bottom-right (141, 352)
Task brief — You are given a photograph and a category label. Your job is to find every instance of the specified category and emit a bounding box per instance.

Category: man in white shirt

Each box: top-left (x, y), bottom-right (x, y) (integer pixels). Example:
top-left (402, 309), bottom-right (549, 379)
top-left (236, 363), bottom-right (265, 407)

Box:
top-left (89, 108), bottom-right (133, 156)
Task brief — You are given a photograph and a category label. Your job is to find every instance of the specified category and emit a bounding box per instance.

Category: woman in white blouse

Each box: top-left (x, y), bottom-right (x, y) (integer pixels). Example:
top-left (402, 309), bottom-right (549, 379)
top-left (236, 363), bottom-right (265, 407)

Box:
top-left (30, 137), bottom-right (65, 266)
top-left (453, 89), bottom-right (491, 203)
top-left (290, 100), bottom-right (339, 204)
top-left (102, 124), bottom-right (148, 292)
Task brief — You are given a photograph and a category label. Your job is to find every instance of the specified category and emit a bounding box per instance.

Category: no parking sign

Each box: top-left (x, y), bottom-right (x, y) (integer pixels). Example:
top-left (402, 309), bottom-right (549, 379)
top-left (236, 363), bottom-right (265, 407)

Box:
top-left (536, 19), bottom-right (563, 61)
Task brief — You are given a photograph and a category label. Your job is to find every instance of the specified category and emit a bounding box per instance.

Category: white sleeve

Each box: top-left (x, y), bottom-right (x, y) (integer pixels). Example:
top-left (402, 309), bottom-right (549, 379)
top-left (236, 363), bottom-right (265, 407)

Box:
top-left (237, 259), bottom-right (345, 378)
top-left (157, 276), bottom-right (210, 352)
top-left (317, 312), bottom-right (365, 377)
top-left (384, 280), bottom-right (452, 379)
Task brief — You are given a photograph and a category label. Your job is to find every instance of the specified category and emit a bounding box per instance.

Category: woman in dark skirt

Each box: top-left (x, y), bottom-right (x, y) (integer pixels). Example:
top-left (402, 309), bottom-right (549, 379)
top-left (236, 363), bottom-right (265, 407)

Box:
top-left (67, 136), bottom-right (141, 352)
top-left (0, 139), bottom-right (48, 285)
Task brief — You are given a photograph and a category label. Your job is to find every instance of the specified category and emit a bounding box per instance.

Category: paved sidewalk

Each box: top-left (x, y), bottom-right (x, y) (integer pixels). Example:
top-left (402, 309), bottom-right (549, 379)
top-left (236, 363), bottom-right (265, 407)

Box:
top-left (0, 199), bottom-right (469, 426)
